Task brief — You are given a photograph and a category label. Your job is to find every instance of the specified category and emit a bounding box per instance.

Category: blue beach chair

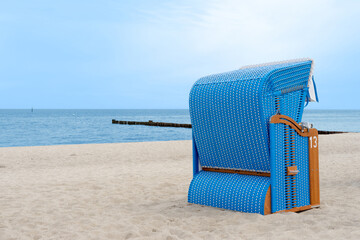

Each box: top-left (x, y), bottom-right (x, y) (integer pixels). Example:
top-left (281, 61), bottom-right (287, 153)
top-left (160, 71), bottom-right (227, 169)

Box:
top-left (188, 59), bottom-right (320, 214)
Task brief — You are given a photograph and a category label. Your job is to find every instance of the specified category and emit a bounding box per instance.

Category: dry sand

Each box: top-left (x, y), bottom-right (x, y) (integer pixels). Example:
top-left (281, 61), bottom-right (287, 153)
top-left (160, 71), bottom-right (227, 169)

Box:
top-left (0, 133), bottom-right (360, 240)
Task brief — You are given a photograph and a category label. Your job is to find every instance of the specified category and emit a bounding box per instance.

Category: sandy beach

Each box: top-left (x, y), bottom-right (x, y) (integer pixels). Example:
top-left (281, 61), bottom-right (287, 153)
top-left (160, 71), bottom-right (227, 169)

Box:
top-left (1, 133), bottom-right (360, 240)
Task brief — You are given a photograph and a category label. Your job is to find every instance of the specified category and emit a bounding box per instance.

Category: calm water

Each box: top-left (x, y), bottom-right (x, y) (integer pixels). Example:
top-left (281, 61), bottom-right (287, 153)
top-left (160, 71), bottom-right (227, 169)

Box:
top-left (0, 109), bottom-right (359, 147)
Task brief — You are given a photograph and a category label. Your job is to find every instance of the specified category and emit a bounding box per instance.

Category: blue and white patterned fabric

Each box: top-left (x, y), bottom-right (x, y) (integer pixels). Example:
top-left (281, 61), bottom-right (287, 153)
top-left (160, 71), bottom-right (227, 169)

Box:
top-left (190, 60), bottom-right (313, 172)
top-left (188, 59), bottom-right (315, 214)
top-left (188, 171), bottom-right (270, 214)
top-left (270, 123), bottom-right (310, 212)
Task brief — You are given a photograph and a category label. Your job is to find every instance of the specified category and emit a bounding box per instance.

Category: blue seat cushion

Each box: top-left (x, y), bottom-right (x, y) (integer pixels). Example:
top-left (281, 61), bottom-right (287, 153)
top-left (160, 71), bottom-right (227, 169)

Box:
top-left (188, 171), bottom-right (270, 214)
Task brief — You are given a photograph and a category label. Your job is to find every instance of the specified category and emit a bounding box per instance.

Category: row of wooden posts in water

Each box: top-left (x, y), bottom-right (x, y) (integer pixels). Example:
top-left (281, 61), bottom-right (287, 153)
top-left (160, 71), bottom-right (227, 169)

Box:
top-left (111, 119), bottom-right (345, 134)
top-left (112, 119), bottom-right (192, 128)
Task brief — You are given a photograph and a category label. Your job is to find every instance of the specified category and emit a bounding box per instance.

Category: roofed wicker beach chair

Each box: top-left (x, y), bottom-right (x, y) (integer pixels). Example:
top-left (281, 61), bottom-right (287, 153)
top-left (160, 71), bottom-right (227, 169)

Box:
top-left (188, 59), bottom-right (320, 214)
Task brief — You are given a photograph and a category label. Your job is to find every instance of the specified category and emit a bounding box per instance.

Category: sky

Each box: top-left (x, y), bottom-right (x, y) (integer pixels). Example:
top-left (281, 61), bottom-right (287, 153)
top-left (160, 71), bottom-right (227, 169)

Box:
top-left (1, 0), bottom-right (359, 109)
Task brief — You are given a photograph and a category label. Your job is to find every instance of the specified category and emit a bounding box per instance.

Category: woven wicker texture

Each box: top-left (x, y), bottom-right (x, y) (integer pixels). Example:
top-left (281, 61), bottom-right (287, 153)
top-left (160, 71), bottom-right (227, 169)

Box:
top-left (188, 59), bottom-right (314, 214)
top-left (188, 171), bottom-right (270, 214)
top-left (270, 123), bottom-right (310, 212)
top-left (189, 60), bottom-right (312, 172)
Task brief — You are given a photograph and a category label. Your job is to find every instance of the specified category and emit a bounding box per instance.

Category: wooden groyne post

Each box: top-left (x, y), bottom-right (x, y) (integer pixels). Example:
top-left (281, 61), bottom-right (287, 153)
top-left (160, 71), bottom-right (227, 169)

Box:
top-left (112, 119), bottom-right (192, 128)
top-left (112, 119), bottom-right (347, 134)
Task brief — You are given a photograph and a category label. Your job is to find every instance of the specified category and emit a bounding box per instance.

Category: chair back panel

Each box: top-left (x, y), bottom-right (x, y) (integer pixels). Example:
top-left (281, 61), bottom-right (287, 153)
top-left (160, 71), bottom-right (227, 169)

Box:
top-left (189, 60), bottom-right (313, 172)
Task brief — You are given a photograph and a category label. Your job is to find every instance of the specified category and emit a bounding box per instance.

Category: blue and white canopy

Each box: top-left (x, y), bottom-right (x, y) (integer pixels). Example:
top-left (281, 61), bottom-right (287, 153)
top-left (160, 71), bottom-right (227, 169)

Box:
top-left (240, 58), bottom-right (319, 102)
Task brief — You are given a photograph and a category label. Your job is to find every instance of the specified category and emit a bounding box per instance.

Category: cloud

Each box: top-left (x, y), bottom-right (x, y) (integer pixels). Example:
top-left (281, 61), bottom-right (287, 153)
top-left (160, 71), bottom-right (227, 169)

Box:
top-left (1, 0), bottom-right (359, 108)
top-left (136, 0), bottom-right (360, 61)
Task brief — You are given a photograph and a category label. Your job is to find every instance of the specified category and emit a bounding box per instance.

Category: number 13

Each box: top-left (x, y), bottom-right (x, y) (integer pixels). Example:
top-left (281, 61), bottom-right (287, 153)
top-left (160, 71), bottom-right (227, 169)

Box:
top-left (310, 136), bottom-right (318, 148)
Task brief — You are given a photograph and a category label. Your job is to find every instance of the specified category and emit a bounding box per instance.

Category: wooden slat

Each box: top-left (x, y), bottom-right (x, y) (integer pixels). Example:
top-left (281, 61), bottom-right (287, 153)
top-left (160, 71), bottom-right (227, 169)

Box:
top-left (287, 166), bottom-right (298, 176)
top-left (264, 187), bottom-right (271, 215)
top-left (308, 128), bottom-right (320, 205)
top-left (202, 167), bottom-right (270, 177)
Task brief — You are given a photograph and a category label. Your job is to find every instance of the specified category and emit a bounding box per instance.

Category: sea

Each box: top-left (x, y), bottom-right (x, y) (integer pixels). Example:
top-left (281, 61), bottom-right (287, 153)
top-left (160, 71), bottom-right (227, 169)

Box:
top-left (0, 109), bottom-right (359, 147)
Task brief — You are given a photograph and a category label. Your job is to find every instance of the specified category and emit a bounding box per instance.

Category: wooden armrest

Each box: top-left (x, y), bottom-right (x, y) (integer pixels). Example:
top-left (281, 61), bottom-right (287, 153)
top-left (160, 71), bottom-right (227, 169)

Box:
top-left (270, 114), bottom-right (318, 137)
